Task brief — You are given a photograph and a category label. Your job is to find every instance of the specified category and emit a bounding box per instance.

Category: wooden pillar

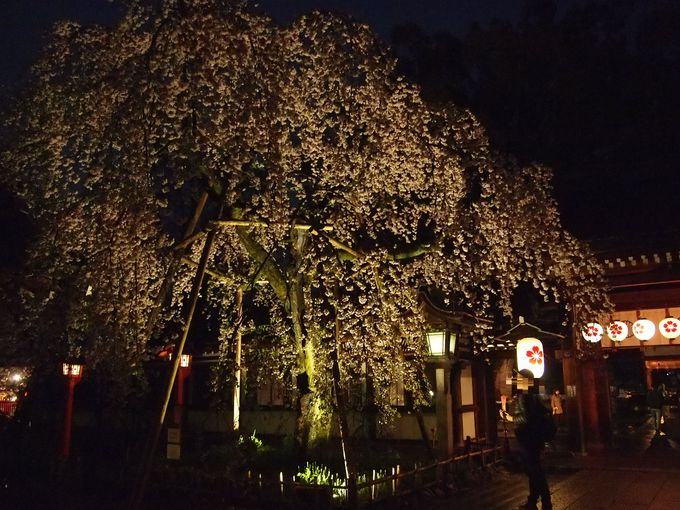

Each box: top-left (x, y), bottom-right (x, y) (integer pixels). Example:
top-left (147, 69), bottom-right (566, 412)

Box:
top-left (435, 366), bottom-right (454, 457)
top-left (561, 353), bottom-right (582, 451)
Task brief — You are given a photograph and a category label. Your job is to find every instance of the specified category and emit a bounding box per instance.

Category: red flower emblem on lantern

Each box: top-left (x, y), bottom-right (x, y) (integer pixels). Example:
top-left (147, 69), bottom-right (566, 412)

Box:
top-left (526, 346), bottom-right (543, 365)
top-left (663, 320), bottom-right (678, 334)
top-left (608, 323), bottom-right (623, 336)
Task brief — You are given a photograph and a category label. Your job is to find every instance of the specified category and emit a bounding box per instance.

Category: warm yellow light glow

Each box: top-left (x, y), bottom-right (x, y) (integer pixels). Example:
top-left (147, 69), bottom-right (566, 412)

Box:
top-left (180, 354), bottom-right (191, 368)
top-left (426, 332), bottom-right (445, 356)
top-left (607, 321), bottom-right (628, 342)
top-left (659, 317), bottom-right (680, 340)
top-left (517, 337), bottom-right (544, 378)
top-left (62, 363), bottom-right (83, 378)
top-left (11, 373), bottom-right (22, 383)
top-left (633, 319), bottom-right (655, 341)
top-left (582, 322), bottom-right (603, 343)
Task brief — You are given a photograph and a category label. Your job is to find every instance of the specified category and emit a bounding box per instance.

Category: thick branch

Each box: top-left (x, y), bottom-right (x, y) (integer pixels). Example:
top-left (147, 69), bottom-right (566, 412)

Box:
top-left (180, 256), bottom-right (267, 287)
top-left (233, 227), bottom-right (289, 308)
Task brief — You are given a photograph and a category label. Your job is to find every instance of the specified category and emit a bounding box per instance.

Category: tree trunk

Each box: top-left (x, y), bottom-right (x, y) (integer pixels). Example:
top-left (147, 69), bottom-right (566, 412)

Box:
top-left (234, 225), bottom-right (316, 453)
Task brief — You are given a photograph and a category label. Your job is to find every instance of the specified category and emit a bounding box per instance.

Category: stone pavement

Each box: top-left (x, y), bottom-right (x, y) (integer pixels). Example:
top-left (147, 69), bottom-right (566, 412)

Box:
top-left (434, 413), bottom-right (680, 509)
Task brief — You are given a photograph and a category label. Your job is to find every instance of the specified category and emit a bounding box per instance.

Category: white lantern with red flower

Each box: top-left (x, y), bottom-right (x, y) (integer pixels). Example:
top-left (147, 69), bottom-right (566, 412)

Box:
top-left (632, 319), bottom-right (655, 341)
top-left (606, 321), bottom-right (628, 342)
top-left (516, 337), bottom-right (545, 378)
top-left (582, 322), bottom-right (603, 343)
top-left (659, 317), bottom-right (680, 340)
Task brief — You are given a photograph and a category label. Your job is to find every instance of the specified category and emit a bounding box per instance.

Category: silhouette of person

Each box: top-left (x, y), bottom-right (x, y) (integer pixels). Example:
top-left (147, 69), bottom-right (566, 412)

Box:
top-left (647, 384), bottom-right (665, 434)
top-left (514, 370), bottom-right (553, 510)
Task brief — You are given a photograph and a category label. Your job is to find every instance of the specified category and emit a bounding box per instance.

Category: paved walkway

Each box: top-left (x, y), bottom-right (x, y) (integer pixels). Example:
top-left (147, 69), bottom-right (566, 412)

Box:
top-left (435, 412), bottom-right (680, 509)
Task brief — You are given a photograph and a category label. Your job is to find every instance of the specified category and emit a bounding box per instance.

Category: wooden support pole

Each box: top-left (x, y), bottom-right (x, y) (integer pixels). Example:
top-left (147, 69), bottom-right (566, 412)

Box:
top-left (144, 191), bottom-right (209, 340)
top-left (233, 288), bottom-right (243, 433)
top-left (331, 284), bottom-right (357, 508)
top-left (129, 206), bottom-right (219, 510)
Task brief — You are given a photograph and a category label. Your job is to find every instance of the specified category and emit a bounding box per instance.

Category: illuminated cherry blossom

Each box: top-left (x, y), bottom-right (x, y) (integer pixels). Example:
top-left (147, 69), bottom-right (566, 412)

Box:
top-left (1, 0), bottom-right (611, 438)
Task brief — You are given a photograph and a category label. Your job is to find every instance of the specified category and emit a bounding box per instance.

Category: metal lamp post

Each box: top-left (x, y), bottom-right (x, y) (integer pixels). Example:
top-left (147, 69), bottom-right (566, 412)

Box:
top-left (61, 362), bottom-right (84, 460)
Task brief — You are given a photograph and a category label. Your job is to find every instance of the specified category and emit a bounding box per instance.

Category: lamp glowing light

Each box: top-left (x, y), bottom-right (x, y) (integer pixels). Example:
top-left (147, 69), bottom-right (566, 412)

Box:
top-left (516, 337), bottom-right (544, 378)
top-left (632, 319), bottom-right (655, 341)
top-left (659, 317), bottom-right (680, 340)
top-left (426, 332), bottom-right (446, 356)
top-left (606, 321), bottom-right (628, 342)
top-left (62, 363), bottom-right (83, 378)
top-left (61, 361), bottom-right (85, 460)
top-left (180, 354), bottom-right (192, 368)
top-left (582, 322), bottom-right (603, 343)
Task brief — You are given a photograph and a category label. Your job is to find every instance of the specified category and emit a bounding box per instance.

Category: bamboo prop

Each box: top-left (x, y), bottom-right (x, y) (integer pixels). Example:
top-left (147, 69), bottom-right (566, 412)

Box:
top-left (331, 284), bottom-right (358, 508)
top-left (233, 288), bottom-right (243, 432)
top-left (129, 201), bottom-right (221, 510)
top-left (143, 191), bottom-right (209, 340)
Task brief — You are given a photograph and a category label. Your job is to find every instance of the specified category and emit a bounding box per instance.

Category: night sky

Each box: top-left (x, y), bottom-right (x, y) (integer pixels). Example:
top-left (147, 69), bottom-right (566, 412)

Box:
top-left (2, 0), bottom-right (678, 249)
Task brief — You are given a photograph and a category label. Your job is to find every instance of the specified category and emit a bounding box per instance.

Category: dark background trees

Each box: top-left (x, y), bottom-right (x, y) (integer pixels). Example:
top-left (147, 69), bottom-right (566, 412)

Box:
top-left (391, 0), bottom-right (680, 239)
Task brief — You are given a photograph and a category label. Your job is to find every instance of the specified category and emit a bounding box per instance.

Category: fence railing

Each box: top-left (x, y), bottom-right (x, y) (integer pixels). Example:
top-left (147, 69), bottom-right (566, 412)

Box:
top-left (177, 437), bottom-right (505, 508)
top-left (352, 437), bottom-right (503, 507)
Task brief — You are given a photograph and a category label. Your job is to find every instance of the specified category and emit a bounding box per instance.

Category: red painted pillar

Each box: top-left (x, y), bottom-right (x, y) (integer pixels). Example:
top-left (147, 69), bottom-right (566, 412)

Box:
top-left (62, 377), bottom-right (77, 459)
top-left (176, 368), bottom-right (186, 406)
top-left (173, 368), bottom-right (189, 425)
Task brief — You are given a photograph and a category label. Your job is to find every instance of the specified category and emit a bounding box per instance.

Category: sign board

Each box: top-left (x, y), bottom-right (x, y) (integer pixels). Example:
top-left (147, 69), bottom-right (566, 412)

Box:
top-left (167, 427), bottom-right (181, 444)
top-left (166, 443), bottom-right (181, 460)
top-left (457, 334), bottom-right (472, 355)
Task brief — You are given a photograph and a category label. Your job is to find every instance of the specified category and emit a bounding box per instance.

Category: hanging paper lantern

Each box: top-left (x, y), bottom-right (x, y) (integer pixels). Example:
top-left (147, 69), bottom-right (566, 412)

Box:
top-left (606, 321), bottom-right (629, 342)
top-left (659, 317), bottom-right (680, 340)
top-left (582, 322), bottom-right (603, 343)
top-left (516, 337), bottom-right (545, 378)
top-left (632, 319), bottom-right (655, 341)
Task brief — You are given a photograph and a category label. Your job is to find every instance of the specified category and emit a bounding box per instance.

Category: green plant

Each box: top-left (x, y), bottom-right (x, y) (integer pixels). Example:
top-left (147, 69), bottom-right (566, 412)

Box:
top-left (237, 429), bottom-right (263, 450)
top-left (297, 462), bottom-right (337, 485)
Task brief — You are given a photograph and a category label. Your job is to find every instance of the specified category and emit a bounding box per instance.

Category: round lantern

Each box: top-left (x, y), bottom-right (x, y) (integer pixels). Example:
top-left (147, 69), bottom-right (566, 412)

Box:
top-left (582, 322), bottom-right (603, 343)
top-left (606, 320), bottom-right (629, 342)
top-left (632, 319), bottom-right (655, 341)
top-left (659, 317), bottom-right (680, 340)
top-left (516, 337), bottom-right (545, 378)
